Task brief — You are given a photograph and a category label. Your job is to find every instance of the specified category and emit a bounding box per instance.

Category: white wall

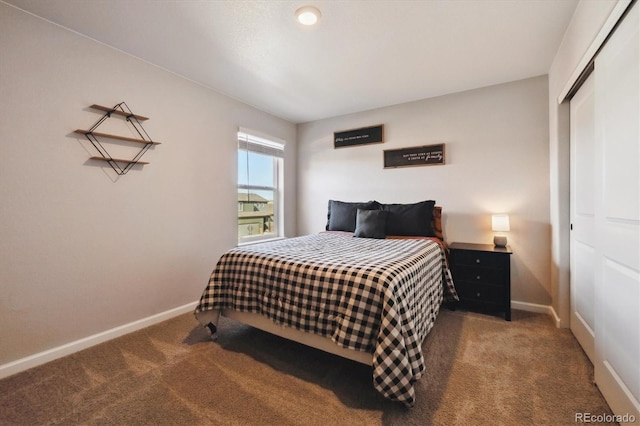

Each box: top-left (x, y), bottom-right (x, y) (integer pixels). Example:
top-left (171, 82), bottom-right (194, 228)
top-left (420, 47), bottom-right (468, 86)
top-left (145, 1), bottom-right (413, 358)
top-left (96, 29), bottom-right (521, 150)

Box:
top-left (0, 3), bottom-right (296, 367)
top-left (548, 0), bottom-right (622, 327)
top-left (297, 76), bottom-right (551, 306)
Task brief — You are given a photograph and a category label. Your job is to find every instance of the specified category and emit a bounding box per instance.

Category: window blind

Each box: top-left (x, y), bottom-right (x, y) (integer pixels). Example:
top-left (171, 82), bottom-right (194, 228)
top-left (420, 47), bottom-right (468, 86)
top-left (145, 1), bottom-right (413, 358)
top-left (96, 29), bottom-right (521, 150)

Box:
top-left (238, 131), bottom-right (284, 158)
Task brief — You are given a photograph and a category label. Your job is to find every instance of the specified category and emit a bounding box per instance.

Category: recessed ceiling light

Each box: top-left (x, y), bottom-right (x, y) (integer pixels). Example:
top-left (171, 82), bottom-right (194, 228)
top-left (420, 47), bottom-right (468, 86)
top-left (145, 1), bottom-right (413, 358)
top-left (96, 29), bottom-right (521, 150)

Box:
top-left (296, 6), bottom-right (321, 26)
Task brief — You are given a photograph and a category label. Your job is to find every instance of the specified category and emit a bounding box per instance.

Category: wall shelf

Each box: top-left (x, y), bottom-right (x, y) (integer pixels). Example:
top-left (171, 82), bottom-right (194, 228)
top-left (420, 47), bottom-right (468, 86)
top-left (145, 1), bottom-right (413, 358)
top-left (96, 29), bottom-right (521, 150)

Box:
top-left (89, 156), bottom-right (149, 165)
top-left (74, 129), bottom-right (160, 145)
top-left (76, 102), bottom-right (157, 175)
top-left (88, 104), bottom-right (149, 121)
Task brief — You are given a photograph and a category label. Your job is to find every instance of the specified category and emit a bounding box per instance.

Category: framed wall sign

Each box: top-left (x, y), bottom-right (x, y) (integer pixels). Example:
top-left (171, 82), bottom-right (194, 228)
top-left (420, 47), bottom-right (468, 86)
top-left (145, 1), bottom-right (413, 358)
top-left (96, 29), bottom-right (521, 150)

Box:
top-left (334, 124), bottom-right (384, 148)
top-left (383, 143), bottom-right (445, 168)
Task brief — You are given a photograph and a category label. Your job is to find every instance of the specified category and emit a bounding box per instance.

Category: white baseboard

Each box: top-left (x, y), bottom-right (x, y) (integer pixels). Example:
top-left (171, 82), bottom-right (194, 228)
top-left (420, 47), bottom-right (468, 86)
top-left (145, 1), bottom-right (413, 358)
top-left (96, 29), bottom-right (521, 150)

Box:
top-left (0, 301), bottom-right (198, 380)
top-left (512, 300), bottom-right (561, 327)
top-left (548, 305), bottom-right (562, 328)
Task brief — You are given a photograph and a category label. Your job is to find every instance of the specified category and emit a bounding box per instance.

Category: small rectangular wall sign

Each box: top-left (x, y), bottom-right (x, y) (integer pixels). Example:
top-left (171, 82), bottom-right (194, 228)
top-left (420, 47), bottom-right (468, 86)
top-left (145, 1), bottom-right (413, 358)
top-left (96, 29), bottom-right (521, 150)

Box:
top-left (334, 124), bottom-right (384, 148)
top-left (383, 143), bottom-right (445, 168)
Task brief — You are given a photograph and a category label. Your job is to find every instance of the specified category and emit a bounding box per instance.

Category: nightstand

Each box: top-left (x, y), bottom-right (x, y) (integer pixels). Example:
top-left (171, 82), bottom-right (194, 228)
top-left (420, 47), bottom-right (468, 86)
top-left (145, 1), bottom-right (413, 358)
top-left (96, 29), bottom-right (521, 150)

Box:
top-left (449, 242), bottom-right (512, 321)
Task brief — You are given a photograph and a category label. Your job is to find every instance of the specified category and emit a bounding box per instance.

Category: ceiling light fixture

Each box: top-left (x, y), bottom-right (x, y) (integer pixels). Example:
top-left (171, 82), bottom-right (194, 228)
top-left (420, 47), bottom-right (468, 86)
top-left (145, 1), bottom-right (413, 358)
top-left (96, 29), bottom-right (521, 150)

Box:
top-left (296, 6), bottom-right (321, 26)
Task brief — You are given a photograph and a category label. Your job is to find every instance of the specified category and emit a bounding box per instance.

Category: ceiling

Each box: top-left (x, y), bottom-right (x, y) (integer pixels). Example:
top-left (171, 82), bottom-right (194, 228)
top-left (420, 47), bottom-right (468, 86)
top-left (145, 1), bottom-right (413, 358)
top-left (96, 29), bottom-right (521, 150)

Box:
top-left (4, 0), bottom-right (579, 123)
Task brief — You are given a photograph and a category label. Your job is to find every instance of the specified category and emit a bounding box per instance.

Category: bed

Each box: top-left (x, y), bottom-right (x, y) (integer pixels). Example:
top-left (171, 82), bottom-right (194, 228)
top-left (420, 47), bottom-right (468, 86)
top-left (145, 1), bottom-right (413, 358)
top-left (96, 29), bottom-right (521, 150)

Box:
top-left (194, 200), bottom-right (458, 407)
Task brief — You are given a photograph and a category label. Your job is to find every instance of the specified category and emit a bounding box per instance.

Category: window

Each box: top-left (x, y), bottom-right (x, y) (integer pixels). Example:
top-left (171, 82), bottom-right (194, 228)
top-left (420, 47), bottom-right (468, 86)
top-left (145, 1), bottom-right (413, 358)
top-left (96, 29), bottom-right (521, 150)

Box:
top-left (237, 130), bottom-right (284, 244)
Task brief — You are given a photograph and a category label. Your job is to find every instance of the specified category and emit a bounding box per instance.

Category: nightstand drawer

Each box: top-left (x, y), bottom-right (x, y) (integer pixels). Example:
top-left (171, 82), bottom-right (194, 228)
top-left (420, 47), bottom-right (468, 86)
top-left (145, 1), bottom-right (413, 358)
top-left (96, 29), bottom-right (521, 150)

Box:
top-left (453, 250), bottom-right (503, 269)
top-left (453, 265), bottom-right (504, 285)
top-left (455, 281), bottom-right (504, 305)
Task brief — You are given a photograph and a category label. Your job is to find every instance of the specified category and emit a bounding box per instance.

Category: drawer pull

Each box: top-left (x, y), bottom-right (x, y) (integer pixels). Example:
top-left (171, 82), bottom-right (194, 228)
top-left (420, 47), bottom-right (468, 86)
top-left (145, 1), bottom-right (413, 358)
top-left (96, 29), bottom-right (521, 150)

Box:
top-left (476, 275), bottom-right (481, 280)
top-left (476, 258), bottom-right (481, 264)
top-left (476, 292), bottom-right (481, 297)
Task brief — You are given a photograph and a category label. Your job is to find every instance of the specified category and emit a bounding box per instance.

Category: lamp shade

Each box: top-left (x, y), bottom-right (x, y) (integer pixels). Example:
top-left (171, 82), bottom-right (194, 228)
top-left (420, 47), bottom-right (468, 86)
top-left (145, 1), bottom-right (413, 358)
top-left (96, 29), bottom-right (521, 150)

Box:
top-left (492, 214), bottom-right (510, 232)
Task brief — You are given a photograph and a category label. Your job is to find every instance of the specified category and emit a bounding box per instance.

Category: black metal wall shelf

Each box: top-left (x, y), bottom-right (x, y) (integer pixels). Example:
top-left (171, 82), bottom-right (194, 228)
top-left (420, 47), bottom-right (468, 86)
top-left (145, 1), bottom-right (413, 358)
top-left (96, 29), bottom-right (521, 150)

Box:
top-left (76, 102), bottom-right (159, 175)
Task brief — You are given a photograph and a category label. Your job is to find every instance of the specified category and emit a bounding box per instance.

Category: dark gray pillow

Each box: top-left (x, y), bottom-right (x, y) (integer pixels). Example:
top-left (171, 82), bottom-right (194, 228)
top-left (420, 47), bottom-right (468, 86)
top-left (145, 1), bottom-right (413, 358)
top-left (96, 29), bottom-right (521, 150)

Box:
top-left (354, 209), bottom-right (388, 239)
top-left (326, 200), bottom-right (380, 232)
top-left (381, 200), bottom-right (436, 236)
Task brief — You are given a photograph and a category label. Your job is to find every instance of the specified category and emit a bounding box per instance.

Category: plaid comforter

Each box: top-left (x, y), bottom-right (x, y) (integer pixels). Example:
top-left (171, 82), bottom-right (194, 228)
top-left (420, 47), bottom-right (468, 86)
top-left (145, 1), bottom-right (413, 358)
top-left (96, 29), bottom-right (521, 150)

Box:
top-left (194, 233), bottom-right (458, 406)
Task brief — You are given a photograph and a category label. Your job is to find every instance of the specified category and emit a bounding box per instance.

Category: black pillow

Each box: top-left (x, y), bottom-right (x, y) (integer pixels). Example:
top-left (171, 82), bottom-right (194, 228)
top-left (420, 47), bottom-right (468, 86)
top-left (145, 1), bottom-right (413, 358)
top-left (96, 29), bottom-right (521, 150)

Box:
top-left (326, 200), bottom-right (380, 232)
top-left (381, 200), bottom-right (436, 236)
top-left (354, 209), bottom-right (388, 239)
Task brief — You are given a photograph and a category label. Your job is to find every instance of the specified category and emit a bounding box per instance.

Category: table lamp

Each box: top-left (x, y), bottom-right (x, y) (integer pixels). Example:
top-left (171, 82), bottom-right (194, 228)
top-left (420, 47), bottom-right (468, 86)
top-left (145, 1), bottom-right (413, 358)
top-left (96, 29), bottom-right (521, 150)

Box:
top-left (492, 214), bottom-right (510, 248)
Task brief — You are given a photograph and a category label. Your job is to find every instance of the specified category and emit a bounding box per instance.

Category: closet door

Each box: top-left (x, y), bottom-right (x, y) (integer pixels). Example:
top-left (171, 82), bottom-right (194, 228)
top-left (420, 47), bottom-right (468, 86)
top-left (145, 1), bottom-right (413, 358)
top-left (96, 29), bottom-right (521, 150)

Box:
top-left (570, 74), bottom-right (596, 363)
top-left (593, 1), bottom-right (639, 417)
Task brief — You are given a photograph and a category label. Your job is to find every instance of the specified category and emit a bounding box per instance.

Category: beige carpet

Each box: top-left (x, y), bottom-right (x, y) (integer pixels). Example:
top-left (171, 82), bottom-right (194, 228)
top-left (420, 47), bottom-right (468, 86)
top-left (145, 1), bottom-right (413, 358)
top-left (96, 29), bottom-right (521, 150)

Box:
top-left (0, 308), bottom-right (613, 425)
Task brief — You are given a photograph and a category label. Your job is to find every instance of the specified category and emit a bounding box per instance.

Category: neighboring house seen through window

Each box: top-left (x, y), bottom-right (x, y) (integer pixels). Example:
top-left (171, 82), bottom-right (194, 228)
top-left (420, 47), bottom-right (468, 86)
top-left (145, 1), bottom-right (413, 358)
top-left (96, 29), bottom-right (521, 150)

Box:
top-left (237, 130), bottom-right (284, 244)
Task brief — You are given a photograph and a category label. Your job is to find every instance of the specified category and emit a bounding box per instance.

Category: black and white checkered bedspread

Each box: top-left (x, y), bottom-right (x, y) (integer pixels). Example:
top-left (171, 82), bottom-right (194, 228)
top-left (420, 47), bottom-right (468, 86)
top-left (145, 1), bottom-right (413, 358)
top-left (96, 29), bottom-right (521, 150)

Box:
top-left (194, 233), bottom-right (458, 407)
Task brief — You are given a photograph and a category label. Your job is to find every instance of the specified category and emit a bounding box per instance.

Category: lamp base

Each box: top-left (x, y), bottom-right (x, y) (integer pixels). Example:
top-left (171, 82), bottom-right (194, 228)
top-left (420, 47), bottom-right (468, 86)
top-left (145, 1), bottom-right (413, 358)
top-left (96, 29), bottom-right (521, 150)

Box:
top-left (494, 235), bottom-right (507, 248)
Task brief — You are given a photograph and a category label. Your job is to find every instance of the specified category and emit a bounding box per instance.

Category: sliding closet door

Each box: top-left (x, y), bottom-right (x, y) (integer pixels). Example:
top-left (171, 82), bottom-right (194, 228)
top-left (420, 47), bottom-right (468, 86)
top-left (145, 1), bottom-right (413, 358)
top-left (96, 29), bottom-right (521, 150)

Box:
top-left (593, 1), bottom-right (639, 417)
top-left (570, 74), bottom-right (596, 363)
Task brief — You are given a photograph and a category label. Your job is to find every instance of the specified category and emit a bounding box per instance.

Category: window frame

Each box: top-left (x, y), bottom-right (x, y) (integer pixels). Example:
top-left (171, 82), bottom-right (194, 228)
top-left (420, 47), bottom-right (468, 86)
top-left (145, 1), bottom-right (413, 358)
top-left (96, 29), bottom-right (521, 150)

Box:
top-left (237, 130), bottom-right (285, 245)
